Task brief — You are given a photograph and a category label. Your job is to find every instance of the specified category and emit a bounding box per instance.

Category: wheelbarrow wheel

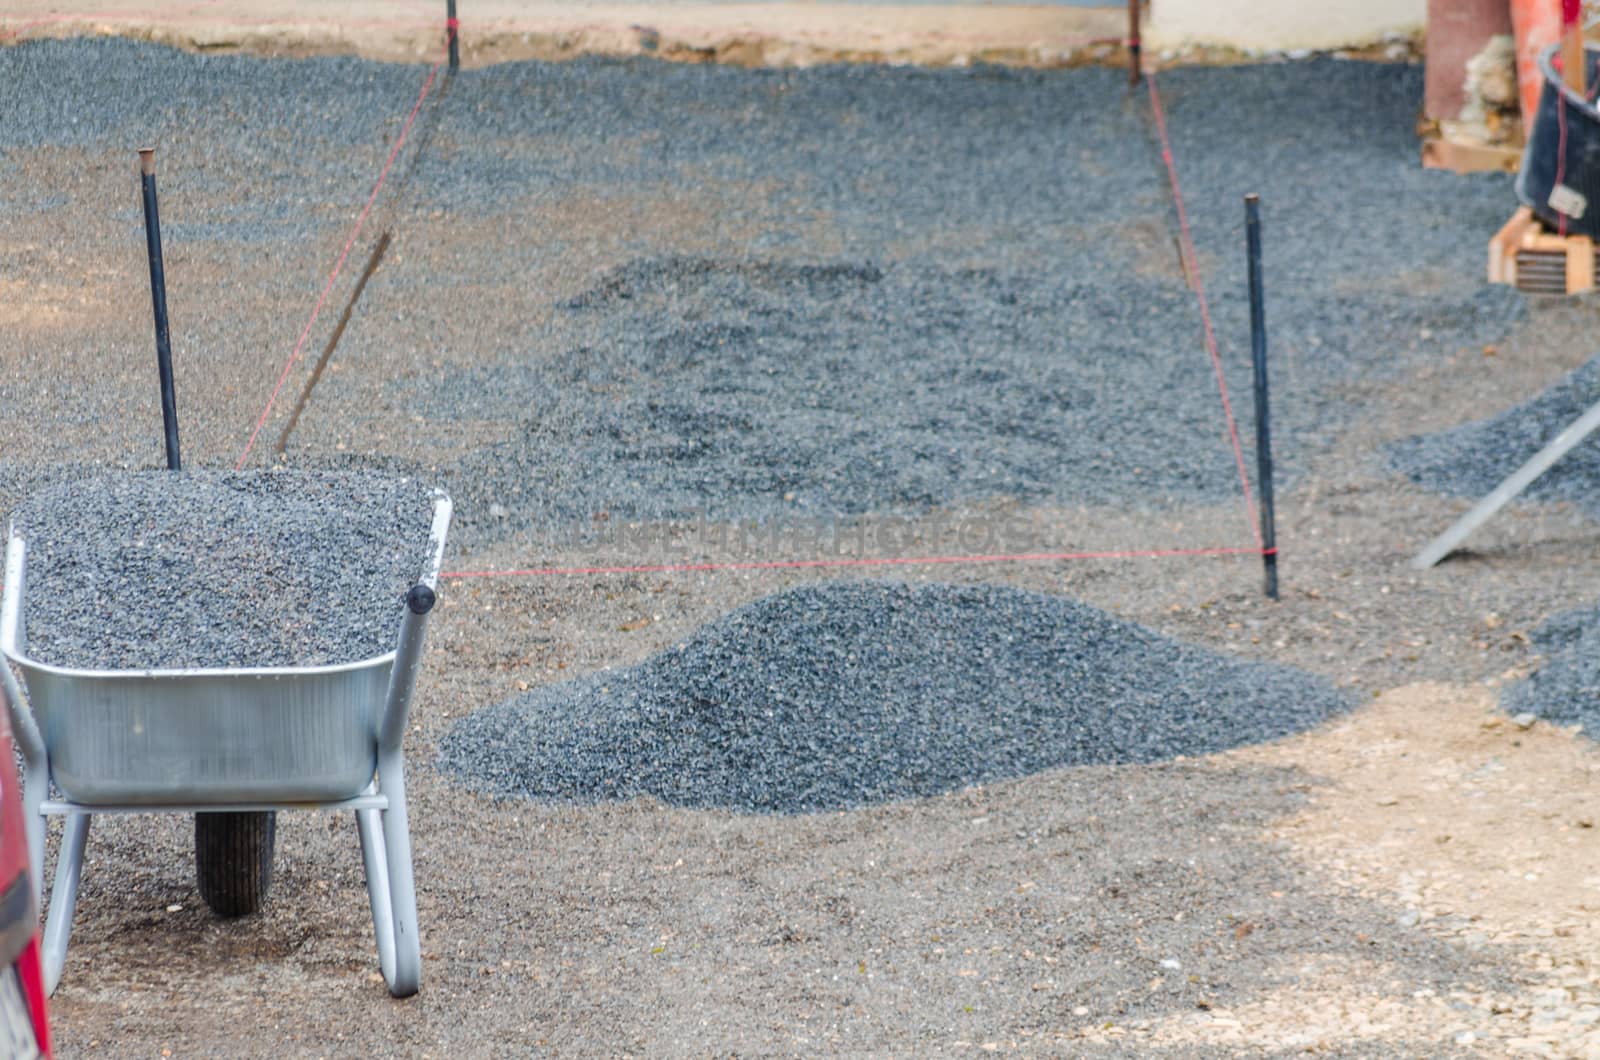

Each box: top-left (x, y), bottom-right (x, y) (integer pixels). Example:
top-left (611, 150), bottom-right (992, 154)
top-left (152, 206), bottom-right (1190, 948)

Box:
top-left (194, 811), bottom-right (276, 917)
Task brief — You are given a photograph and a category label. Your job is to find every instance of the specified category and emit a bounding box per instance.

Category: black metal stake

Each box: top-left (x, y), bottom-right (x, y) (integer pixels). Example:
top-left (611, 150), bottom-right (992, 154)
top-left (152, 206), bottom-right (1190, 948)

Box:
top-left (139, 148), bottom-right (181, 471)
top-left (447, 0), bottom-right (459, 71)
top-left (1245, 193), bottom-right (1277, 600)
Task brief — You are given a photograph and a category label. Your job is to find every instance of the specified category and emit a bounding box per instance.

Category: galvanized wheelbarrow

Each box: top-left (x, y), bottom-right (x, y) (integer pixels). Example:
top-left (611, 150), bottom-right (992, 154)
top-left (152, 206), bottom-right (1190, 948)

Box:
top-left (0, 493), bottom-right (452, 998)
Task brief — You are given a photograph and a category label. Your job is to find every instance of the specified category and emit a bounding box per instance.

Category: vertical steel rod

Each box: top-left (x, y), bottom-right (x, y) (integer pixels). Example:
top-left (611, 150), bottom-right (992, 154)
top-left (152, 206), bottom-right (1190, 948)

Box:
top-left (1245, 193), bottom-right (1277, 601)
top-left (447, 0), bottom-right (459, 71)
top-left (139, 148), bottom-right (181, 471)
top-left (1127, 0), bottom-right (1141, 85)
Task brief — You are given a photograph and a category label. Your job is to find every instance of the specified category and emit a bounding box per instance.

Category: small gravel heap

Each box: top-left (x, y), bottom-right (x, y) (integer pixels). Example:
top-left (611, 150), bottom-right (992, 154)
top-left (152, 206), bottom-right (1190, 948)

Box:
top-left (1504, 603), bottom-right (1600, 731)
top-left (440, 581), bottom-right (1351, 813)
top-left (445, 258), bottom-right (1251, 532)
top-left (1389, 355), bottom-right (1600, 516)
top-left (11, 470), bottom-right (438, 670)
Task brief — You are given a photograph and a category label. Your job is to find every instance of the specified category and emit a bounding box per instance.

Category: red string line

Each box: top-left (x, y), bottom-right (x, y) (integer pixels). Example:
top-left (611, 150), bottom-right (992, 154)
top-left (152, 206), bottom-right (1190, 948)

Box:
top-left (1557, 89), bottom-right (1570, 239)
top-left (442, 545), bottom-right (1265, 580)
top-left (0, 19), bottom-right (47, 42)
top-left (234, 27), bottom-right (455, 469)
top-left (193, 20), bottom-right (1254, 583)
top-left (1144, 70), bottom-right (1263, 550)
top-left (444, 65), bottom-right (1271, 583)
top-left (1556, 0), bottom-right (1579, 235)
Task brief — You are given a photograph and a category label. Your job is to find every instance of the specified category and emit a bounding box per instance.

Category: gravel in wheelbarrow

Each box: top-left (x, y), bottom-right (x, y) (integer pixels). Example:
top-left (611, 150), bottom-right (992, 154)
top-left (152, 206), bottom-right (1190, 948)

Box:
top-left (10, 469), bottom-right (437, 670)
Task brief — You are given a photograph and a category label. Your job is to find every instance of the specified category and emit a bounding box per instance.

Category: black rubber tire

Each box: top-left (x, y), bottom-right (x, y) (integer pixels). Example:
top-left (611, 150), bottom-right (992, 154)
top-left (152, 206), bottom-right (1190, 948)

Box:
top-left (194, 811), bottom-right (277, 917)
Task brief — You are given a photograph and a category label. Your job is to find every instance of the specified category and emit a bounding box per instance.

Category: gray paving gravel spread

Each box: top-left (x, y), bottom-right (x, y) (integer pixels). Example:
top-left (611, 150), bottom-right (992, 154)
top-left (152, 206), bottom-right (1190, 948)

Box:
top-left (1469, 341), bottom-right (1600, 735)
top-left (0, 39), bottom-right (1561, 1056)
top-left (399, 57), bottom-right (1521, 540)
top-left (1505, 601), bottom-right (1600, 730)
top-left (1390, 353), bottom-right (1600, 515)
top-left (0, 40), bottom-right (417, 242)
top-left (440, 580), bottom-right (1351, 812)
top-left (0, 43), bottom-right (1523, 545)
top-left (10, 470), bottom-right (437, 669)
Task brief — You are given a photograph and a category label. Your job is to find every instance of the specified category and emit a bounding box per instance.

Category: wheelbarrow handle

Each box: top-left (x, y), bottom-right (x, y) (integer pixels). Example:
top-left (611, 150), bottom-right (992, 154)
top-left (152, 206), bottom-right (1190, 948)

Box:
top-left (376, 493), bottom-right (450, 756)
top-left (406, 584), bottom-right (436, 616)
top-left (377, 583), bottom-right (436, 756)
top-left (0, 544), bottom-right (44, 771)
top-left (1, 536), bottom-right (49, 900)
top-left (0, 540), bottom-right (41, 758)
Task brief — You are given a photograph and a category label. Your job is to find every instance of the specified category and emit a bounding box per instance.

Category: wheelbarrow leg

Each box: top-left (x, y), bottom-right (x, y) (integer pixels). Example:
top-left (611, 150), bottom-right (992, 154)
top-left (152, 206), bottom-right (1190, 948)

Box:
top-left (356, 806), bottom-right (396, 985)
top-left (370, 583), bottom-right (435, 998)
top-left (41, 813), bottom-right (89, 996)
top-left (376, 761), bottom-right (419, 997)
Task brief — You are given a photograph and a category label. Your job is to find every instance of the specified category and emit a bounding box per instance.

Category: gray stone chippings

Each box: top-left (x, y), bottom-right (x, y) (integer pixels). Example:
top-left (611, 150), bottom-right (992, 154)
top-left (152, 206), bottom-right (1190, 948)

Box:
top-left (396, 57), bottom-right (1520, 543)
top-left (437, 580), bottom-right (1353, 813)
top-left (1505, 601), bottom-right (1600, 733)
top-left (0, 42), bottom-right (1523, 546)
top-left (10, 470), bottom-right (438, 670)
top-left (1393, 355), bottom-right (1600, 736)
top-left (1389, 354), bottom-right (1600, 515)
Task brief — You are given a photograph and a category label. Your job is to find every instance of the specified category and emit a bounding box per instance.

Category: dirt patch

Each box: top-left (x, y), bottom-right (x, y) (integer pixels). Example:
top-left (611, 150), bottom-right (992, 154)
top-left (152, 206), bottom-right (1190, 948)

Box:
top-left (1050, 683), bottom-right (1600, 1054)
top-left (0, 276), bottom-right (74, 333)
top-left (1214, 683), bottom-right (1600, 1055)
top-left (0, 246), bottom-right (128, 338)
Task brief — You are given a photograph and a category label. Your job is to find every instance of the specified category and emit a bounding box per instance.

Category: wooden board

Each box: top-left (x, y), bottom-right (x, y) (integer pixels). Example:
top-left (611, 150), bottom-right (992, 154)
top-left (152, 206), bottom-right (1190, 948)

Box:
top-left (1422, 137), bottom-right (1522, 174)
top-left (1567, 234), bottom-right (1595, 293)
top-left (1489, 205), bottom-right (1600, 293)
top-left (1489, 205), bottom-right (1537, 283)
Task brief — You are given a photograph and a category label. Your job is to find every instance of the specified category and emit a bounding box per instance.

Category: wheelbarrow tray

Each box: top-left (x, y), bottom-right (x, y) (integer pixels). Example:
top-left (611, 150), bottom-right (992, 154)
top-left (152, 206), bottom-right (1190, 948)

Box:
top-left (0, 493), bottom-right (452, 807)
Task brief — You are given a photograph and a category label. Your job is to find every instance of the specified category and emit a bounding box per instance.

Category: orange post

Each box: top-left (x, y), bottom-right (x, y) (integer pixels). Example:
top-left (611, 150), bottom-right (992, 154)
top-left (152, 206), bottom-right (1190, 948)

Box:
top-left (1511, 0), bottom-right (1563, 129)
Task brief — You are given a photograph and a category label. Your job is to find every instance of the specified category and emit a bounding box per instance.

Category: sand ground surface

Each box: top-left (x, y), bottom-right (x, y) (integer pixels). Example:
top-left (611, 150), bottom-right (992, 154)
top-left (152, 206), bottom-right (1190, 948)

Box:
top-left (0, 0), bottom-right (1130, 68)
top-left (1, 17), bottom-right (1599, 1060)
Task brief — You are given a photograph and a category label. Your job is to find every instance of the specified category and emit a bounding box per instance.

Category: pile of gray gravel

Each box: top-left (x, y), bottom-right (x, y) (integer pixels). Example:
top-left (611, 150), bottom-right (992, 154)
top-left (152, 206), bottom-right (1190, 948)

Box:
top-left (1389, 355), bottom-right (1600, 515)
top-left (444, 258), bottom-right (1241, 530)
top-left (439, 580), bottom-right (1351, 813)
top-left (11, 470), bottom-right (438, 670)
top-left (1505, 603), bottom-right (1600, 731)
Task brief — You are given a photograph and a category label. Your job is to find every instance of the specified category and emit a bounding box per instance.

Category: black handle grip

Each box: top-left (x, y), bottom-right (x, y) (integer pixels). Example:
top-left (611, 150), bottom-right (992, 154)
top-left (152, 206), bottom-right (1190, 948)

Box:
top-left (406, 584), bottom-right (437, 615)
